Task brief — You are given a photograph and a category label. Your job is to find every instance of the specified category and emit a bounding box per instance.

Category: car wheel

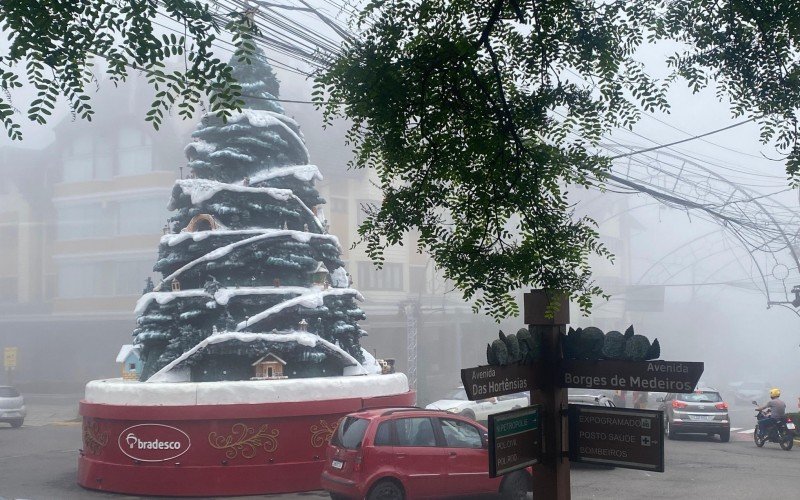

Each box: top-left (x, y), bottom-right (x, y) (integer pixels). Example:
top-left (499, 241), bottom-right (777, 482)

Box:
top-left (719, 429), bottom-right (730, 442)
top-left (666, 418), bottom-right (675, 440)
top-left (500, 471), bottom-right (528, 500)
top-left (459, 409), bottom-right (475, 421)
top-left (10, 419), bottom-right (22, 428)
top-left (367, 479), bottom-right (404, 500)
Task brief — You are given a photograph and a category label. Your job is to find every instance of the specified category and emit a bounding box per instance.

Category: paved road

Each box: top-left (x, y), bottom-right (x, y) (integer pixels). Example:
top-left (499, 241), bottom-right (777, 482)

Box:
top-left (2, 397), bottom-right (799, 499)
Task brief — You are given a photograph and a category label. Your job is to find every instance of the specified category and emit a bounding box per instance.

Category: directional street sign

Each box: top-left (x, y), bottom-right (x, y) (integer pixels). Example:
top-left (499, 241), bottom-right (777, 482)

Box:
top-left (3, 347), bottom-right (17, 370)
top-left (568, 405), bottom-right (664, 472)
top-left (460, 364), bottom-right (542, 401)
top-left (560, 359), bottom-right (704, 394)
top-left (488, 405), bottom-right (543, 477)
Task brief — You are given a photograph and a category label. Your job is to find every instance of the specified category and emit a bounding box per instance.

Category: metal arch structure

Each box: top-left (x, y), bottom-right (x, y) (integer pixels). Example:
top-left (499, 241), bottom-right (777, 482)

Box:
top-left (598, 144), bottom-right (800, 311)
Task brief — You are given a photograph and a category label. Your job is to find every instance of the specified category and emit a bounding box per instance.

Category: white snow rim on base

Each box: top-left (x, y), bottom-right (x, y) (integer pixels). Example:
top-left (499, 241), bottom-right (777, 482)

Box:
top-left (84, 373), bottom-right (410, 406)
top-left (148, 331), bottom-right (367, 382)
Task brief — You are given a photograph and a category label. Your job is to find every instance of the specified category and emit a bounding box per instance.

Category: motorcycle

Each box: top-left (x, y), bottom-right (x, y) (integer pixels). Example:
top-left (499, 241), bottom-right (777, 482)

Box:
top-left (752, 401), bottom-right (795, 450)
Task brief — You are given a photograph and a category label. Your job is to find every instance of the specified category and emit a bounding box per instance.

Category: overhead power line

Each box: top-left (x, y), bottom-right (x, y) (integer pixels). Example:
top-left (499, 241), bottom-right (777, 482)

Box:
top-left (609, 118), bottom-right (759, 160)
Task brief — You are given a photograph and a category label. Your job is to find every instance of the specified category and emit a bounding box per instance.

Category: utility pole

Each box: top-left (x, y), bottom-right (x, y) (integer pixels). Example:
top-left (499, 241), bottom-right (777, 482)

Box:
top-left (403, 301), bottom-right (419, 391)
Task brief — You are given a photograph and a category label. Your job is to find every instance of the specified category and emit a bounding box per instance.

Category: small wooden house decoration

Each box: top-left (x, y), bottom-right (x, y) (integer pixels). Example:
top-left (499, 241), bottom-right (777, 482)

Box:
top-left (311, 261), bottom-right (329, 285)
top-left (298, 318), bottom-right (309, 331)
top-left (252, 353), bottom-right (288, 380)
top-left (171, 278), bottom-right (181, 291)
top-left (116, 345), bottom-right (142, 381)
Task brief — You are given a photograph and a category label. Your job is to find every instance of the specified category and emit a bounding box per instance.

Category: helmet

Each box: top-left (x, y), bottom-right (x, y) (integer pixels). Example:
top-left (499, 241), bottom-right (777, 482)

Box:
top-left (770, 388), bottom-right (781, 398)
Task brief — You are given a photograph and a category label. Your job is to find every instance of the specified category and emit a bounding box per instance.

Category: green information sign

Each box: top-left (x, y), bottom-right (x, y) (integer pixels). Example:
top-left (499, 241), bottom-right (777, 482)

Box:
top-left (488, 405), bottom-right (543, 477)
top-left (494, 411), bottom-right (539, 438)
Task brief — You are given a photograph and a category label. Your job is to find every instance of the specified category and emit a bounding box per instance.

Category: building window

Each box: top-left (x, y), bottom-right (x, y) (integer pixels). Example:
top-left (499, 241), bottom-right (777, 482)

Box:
top-left (117, 197), bottom-right (167, 235)
top-left (115, 260), bottom-right (155, 295)
top-left (57, 197), bottom-right (166, 240)
top-left (57, 262), bottom-right (96, 298)
top-left (357, 262), bottom-right (404, 291)
top-left (57, 203), bottom-right (107, 240)
top-left (62, 135), bottom-right (94, 182)
top-left (409, 265), bottom-right (428, 295)
top-left (58, 259), bottom-right (155, 298)
top-left (357, 199), bottom-right (380, 225)
top-left (330, 197), bottom-right (348, 213)
top-left (95, 139), bottom-right (114, 180)
top-left (118, 128), bottom-right (153, 176)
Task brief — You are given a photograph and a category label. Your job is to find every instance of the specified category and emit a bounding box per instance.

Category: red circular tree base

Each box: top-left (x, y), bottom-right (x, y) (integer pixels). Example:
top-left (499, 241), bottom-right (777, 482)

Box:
top-left (78, 390), bottom-right (415, 496)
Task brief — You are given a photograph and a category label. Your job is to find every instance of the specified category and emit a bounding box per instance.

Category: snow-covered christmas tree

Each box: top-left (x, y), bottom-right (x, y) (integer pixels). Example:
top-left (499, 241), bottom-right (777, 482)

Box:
top-left (133, 50), bottom-right (372, 382)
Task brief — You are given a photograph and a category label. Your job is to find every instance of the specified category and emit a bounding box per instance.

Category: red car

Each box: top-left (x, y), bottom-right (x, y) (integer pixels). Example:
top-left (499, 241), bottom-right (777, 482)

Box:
top-left (321, 407), bottom-right (531, 499)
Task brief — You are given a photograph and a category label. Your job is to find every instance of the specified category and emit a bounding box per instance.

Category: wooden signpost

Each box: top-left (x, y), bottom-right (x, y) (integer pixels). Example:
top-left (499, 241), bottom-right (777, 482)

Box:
top-left (460, 290), bottom-right (704, 500)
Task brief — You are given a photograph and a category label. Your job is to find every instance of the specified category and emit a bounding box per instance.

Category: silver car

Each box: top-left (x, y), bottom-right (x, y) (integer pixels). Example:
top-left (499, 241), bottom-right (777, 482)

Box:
top-left (0, 386), bottom-right (25, 428)
top-left (658, 388), bottom-right (730, 442)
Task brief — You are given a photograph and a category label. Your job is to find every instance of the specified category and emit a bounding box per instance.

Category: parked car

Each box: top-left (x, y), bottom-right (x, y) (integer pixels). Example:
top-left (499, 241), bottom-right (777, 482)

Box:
top-left (321, 407), bottom-right (531, 500)
top-left (568, 392), bottom-right (616, 407)
top-left (425, 387), bottom-right (529, 421)
top-left (0, 386), bottom-right (25, 428)
top-left (658, 388), bottom-right (730, 442)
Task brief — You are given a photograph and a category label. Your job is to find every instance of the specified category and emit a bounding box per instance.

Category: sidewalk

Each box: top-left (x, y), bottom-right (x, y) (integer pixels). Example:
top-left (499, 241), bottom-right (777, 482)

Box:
top-left (19, 393), bottom-right (81, 427)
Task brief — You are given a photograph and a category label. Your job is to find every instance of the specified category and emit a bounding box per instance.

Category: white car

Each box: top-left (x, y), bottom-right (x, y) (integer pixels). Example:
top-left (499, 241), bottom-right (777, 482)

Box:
top-left (425, 387), bottom-right (529, 421)
top-left (0, 386), bottom-right (25, 428)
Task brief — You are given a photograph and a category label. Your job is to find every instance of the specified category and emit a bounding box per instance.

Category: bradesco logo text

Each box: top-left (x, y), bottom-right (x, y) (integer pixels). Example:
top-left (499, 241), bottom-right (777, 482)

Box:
top-left (118, 424), bottom-right (191, 462)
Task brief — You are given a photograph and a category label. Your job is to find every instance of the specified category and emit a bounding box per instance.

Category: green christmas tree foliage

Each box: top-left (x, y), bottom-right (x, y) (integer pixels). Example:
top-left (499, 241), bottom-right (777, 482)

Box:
top-left (133, 49), bottom-right (367, 382)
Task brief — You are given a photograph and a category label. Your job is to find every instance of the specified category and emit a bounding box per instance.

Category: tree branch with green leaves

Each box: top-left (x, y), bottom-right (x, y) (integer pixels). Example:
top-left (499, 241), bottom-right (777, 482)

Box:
top-left (0, 0), bottom-right (256, 139)
top-left (315, 0), bottom-right (667, 318)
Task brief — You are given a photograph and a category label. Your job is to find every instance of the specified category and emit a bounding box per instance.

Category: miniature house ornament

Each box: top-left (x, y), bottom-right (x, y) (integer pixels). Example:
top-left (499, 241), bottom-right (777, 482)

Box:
top-left (171, 278), bottom-right (181, 291)
top-left (116, 345), bottom-right (142, 381)
top-left (251, 353), bottom-right (287, 380)
top-left (298, 318), bottom-right (309, 331)
top-left (311, 261), bottom-right (329, 285)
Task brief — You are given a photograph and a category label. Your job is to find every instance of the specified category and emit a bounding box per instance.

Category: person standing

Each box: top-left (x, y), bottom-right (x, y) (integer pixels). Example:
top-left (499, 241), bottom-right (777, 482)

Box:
top-left (613, 390), bottom-right (627, 407)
